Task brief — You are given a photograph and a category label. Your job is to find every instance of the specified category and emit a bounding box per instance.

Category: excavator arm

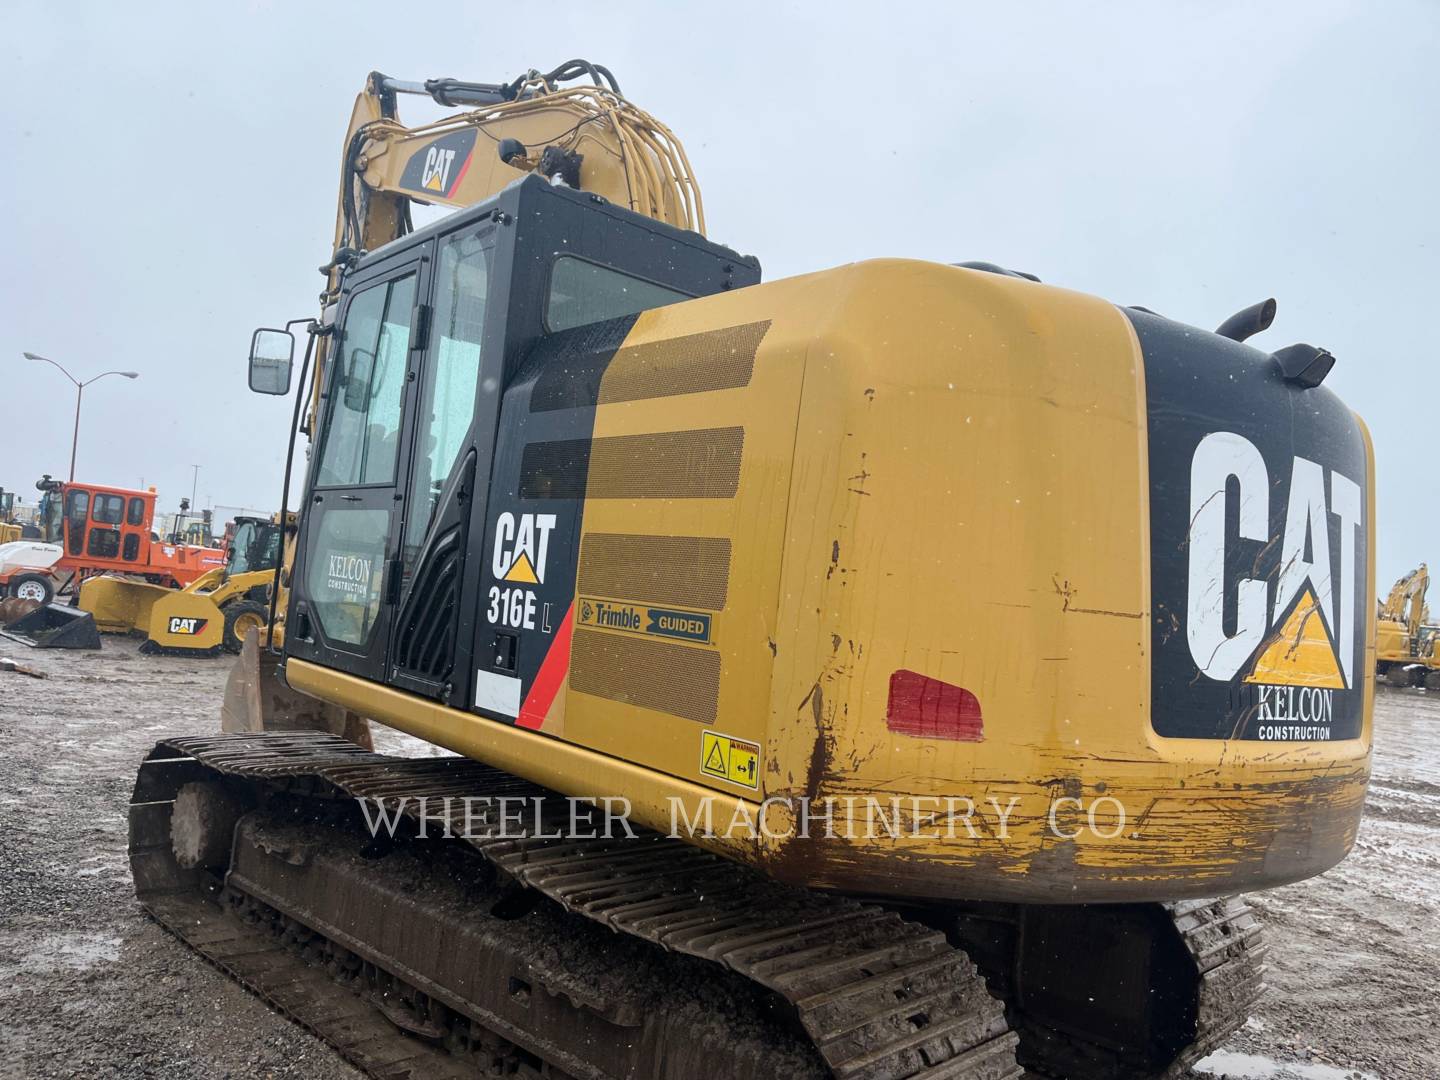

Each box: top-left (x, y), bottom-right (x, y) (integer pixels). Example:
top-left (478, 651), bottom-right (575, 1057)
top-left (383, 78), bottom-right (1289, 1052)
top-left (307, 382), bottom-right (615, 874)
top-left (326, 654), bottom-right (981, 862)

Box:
top-left (327, 61), bottom-right (703, 292)
top-left (310, 59), bottom-right (706, 435)
top-left (1380, 563), bottom-right (1430, 640)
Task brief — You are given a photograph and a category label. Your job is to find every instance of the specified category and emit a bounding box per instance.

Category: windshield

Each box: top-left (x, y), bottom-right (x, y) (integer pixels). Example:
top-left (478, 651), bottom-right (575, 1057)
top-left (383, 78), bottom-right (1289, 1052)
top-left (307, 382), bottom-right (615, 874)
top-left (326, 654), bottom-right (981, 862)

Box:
top-left (228, 521), bottom-right (257, 574)
top-left (226, 521), bottom-right (279, 578)
top-left (228, 520), bottom-right (279, 576)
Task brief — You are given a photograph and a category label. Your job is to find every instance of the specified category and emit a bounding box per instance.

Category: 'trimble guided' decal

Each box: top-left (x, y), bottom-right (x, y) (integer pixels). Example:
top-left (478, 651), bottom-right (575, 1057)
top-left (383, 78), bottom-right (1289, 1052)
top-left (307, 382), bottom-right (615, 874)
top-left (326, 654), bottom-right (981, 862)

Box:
top-left (577, 597), bottom-right (714, 644)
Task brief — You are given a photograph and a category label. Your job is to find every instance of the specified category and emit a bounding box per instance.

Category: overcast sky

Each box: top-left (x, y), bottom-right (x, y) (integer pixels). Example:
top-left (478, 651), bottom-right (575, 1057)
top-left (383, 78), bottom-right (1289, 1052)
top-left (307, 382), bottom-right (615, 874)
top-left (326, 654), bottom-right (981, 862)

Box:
top-left (2, 1), bottom-right (1435, 586)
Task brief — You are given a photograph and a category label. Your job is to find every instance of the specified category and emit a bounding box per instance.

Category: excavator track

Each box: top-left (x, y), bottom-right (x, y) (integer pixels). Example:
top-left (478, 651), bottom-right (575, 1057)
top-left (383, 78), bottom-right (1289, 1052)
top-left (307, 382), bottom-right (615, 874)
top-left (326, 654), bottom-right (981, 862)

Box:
top-left (947, 897), bottom-right (1266, 1079)
top-left (130, 732), bottom-right (1023, 1080)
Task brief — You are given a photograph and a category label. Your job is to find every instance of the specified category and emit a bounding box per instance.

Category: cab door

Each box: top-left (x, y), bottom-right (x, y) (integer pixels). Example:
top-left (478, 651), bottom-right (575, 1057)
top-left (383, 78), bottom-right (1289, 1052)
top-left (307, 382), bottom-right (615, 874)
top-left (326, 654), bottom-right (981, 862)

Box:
top-left (386, 225), bottom-right (497, 698)
top-left (63, 488), bottom-right (90, 557)
top-left (288, 254), bottom-right (429, 681)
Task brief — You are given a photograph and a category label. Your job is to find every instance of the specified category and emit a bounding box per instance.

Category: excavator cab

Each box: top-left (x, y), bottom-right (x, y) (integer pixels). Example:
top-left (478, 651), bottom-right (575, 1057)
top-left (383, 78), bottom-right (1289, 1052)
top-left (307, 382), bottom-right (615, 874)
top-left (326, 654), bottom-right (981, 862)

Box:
top-left (261, 175), bottom-right (756, 694)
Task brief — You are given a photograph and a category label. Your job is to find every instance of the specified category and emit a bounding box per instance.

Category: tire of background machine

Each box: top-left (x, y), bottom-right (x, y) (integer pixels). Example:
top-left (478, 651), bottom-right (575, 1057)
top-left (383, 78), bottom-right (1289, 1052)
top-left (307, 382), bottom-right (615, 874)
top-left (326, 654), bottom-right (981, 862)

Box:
top-left (221, 600), bottom-right (269, 654)
top-left (9, 574), bottom-right (54, 605)
top-left (1425, 670), bottom-right (1440, 691)
top-left (1386, 665), bottom-right (1414, 688)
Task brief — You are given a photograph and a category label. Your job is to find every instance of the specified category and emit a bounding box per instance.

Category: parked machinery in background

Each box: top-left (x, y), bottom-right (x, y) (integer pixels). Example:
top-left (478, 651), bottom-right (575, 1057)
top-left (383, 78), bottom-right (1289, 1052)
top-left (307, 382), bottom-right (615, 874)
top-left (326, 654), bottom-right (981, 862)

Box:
top-left (81, 514), bottom-right (283, 654)
top-left (0, 476), bottom-right (224, 605)
top-left (1376, 564), bottom-right (1440, 688)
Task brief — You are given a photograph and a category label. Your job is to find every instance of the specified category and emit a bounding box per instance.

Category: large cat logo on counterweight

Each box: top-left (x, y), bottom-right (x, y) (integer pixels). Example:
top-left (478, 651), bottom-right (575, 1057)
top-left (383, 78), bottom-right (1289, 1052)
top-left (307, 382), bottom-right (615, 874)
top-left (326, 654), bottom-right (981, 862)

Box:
top-left (1185, 431), bottom-right (1364, 738)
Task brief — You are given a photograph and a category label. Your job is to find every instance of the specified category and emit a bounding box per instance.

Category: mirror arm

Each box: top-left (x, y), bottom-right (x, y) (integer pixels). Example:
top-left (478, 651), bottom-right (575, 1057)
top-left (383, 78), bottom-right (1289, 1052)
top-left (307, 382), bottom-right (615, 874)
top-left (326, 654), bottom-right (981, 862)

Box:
top-left (267, 324), bottom-right (319, 653)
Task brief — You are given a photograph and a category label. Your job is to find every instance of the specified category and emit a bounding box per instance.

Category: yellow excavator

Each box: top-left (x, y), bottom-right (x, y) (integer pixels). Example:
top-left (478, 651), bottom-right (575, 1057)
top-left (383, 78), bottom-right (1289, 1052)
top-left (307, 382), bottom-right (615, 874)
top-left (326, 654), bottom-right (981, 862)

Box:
top-left (1375, 564), bottom-right (1440, 688)
top-left (129, 61), bottom-right (1376, 1080)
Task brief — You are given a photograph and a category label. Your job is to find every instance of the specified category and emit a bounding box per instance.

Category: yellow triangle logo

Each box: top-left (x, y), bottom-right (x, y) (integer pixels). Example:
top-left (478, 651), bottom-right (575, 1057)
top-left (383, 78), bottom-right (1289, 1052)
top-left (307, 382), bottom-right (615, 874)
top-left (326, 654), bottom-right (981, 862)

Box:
top-left (503, 551), bottom-right (539, 584)
top-left (703, 740), bottom-right (726, 772)
top-left (424, 172), bottom-right (443, 192)
top-left (1244, 587), bottom-right (1345, 689)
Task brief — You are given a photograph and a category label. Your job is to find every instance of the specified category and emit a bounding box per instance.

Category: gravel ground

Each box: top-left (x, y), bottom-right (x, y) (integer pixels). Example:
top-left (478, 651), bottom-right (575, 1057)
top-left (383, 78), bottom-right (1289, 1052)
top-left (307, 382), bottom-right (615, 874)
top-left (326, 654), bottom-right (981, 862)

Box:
top-left (0, 638), bottom-right (1435, 1079)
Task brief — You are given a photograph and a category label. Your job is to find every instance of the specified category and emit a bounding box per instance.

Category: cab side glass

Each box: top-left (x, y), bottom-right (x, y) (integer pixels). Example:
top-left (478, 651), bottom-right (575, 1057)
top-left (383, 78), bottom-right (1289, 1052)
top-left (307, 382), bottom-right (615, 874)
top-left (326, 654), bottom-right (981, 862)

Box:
top-left (249, 328), bottom-right (295, 395)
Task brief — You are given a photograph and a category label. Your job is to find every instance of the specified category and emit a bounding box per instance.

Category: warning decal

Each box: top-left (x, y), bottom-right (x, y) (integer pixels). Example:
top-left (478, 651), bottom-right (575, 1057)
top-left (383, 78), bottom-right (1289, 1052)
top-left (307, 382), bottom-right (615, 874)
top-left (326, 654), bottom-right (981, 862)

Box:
top-left (700, 731), bottom-right (760, 789)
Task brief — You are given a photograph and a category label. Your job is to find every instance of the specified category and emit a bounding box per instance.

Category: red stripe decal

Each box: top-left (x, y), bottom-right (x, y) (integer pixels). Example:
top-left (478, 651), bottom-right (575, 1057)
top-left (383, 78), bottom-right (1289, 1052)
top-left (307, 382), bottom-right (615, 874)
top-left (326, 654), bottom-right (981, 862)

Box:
top-left (516, 601), bottom-right (575, 730)
top-left (446, 150), bottom-right (474, 198)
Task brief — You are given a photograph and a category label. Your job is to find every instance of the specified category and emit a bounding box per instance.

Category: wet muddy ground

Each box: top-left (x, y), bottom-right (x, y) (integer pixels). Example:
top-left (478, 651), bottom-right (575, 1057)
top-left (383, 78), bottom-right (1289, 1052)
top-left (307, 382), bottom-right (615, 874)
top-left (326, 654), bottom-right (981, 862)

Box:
top-left (0, 639), bottom-right (1435, 1079)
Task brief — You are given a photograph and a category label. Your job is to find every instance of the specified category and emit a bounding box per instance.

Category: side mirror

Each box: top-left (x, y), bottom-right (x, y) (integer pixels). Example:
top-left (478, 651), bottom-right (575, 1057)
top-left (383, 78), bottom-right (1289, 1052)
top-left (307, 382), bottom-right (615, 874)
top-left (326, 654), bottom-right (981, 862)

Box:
top-left (249, 328), bottom-right (295, 395)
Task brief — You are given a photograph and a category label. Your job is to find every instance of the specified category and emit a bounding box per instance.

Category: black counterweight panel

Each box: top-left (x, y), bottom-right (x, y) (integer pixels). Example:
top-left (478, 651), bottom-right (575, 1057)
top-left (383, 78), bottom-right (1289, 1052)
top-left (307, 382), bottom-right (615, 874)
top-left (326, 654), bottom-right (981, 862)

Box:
top-left (1130, 308), bottom-right (1369, 741)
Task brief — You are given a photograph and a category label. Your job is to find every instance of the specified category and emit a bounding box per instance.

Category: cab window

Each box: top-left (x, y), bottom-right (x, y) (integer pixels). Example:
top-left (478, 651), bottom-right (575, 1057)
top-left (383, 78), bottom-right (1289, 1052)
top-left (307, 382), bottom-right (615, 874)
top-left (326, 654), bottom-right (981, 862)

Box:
top-left (401, 232), bottom-right (489, 583)
top-left (228, 521), bottom-right (275, 576)
top-left (315, 275), bottom-right (418, 487)
top-left (87, 528), bottom-right (119, 558)
top-left (545, 256), bottom-right (690, 333)
top-left (93, 494), bottom-right (125, 524)
top-left (127, 498), bottom-right (146, 526)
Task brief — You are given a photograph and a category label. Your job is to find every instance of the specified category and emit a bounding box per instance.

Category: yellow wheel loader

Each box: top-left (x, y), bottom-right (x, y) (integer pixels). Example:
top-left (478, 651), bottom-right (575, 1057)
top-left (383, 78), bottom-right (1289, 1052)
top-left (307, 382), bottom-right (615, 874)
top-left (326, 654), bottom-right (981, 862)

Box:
top-left (126, 61), bottom-right (1375, 1080)
top-left (82, 515), bottom-right (281, 654)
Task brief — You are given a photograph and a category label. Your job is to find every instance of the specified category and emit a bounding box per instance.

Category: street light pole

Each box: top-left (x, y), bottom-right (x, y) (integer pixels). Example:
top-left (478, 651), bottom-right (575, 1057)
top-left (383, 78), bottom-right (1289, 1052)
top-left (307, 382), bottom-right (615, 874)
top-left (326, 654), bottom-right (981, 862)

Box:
top-left (70, 382), bottom-right (84, 483)
top-left (23, 353), bottom-right (140, 481)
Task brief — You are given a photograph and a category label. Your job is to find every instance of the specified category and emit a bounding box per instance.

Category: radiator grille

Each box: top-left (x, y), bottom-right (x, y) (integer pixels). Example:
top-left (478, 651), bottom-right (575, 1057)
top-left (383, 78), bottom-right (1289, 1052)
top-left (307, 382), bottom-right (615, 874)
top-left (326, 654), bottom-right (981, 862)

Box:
top-left (579, 534), bottom-right (731, 610)
top-left (519, 427), bottom-right (743, 500)
top-left (391, 523), bottom-right (461, 684)
top-left (569, 629), bottom-right (720, 724)
top-left (530, 321), bottom-right (768, 412)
